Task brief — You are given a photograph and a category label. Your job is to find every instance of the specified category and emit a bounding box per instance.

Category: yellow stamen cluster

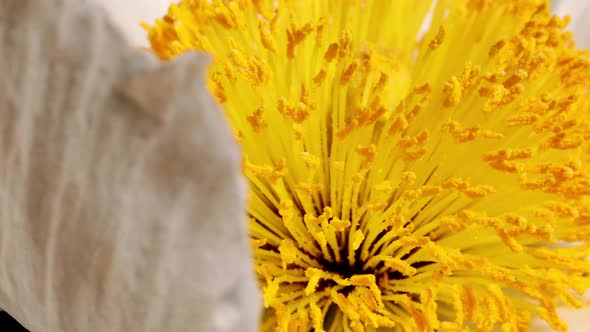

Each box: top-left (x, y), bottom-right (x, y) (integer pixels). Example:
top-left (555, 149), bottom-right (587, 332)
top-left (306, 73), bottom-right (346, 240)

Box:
top-left (145, 0), bottom-right (590, 331)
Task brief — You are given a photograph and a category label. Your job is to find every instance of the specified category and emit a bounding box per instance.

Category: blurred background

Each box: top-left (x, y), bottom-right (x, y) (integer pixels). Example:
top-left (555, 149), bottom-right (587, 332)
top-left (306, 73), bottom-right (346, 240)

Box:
top-left (100, 0), bottom-right (171, 46)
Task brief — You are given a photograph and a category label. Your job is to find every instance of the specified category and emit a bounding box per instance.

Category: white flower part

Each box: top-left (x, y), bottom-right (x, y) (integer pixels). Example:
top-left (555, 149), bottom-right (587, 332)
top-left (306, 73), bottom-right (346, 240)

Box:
top-left (96, 0), bottom-right (171, 45)
top-left (553, 0), bottom-right (590, 49)
top-left (0, 1), bottom-right (261, 331)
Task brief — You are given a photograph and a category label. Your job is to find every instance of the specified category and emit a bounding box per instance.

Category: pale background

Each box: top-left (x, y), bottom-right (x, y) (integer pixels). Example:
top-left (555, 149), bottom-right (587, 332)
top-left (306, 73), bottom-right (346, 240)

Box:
top-left (96, 0), bottom-right (590, 330)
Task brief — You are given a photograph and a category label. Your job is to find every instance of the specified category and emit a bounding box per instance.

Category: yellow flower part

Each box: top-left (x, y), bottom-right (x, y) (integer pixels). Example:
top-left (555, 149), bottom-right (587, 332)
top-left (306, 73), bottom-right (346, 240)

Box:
top-left (145, 0), bottom-right (590, 331)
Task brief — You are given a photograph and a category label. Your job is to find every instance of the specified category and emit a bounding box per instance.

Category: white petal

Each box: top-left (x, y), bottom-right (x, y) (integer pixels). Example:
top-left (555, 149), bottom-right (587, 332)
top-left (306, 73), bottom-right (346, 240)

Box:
top-left (0, 1), bottom-right (261, 331)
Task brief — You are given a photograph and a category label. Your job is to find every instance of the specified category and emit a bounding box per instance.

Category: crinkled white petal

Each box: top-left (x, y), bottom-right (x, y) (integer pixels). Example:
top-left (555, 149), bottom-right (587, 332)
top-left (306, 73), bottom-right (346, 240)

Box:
top-left (0, 1), bottom-right (261, 331)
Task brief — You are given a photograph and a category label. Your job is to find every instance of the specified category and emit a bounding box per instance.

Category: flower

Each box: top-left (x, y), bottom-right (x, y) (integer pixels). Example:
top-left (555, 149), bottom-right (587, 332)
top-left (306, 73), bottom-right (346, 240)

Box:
top-left (145, 1), bottom-right (590, 331)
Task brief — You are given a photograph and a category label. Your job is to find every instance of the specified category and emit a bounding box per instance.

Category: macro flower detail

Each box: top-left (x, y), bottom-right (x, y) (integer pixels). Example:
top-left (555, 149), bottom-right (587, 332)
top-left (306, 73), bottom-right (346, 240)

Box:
top-left (146, 1), bottom-right (590, 331)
